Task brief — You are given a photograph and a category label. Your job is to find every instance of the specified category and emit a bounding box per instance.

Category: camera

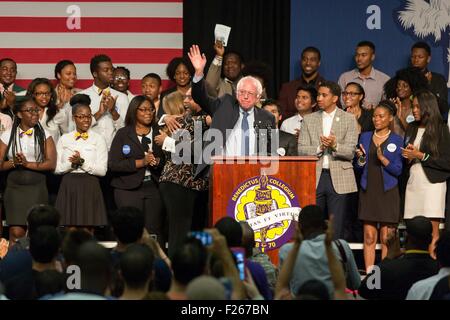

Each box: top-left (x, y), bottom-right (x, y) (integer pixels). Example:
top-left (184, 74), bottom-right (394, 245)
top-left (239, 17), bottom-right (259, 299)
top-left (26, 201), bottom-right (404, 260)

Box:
top-left (188, 231), bottom-right (212, 246)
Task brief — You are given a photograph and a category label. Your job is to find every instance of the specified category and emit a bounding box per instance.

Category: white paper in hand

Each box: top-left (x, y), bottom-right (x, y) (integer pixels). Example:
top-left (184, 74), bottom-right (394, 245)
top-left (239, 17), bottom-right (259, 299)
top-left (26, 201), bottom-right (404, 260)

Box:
top-left (214, 24), bottom-right (231, 46)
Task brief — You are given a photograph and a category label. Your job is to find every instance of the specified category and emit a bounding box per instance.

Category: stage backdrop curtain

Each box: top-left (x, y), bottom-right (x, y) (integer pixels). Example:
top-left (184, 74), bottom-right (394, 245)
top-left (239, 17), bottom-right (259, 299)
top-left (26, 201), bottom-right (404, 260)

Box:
top-left (183, 0), bottom-right (291, 98)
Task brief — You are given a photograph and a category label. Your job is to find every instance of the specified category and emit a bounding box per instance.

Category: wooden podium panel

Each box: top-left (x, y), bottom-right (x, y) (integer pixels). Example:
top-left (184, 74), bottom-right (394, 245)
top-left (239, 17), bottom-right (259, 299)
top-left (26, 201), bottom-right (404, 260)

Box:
top-left (210, 156), bottom-right (317, 265)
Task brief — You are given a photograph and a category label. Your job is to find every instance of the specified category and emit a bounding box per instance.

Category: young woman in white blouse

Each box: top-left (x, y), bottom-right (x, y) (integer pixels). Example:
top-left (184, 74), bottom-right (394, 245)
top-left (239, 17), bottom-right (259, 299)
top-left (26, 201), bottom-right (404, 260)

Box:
top-left (0, 96), bottom-right (56, 242)
top-left (26, 78), bottom-right (68, 144)
top-left (55, 94), bottom-right (108, 227)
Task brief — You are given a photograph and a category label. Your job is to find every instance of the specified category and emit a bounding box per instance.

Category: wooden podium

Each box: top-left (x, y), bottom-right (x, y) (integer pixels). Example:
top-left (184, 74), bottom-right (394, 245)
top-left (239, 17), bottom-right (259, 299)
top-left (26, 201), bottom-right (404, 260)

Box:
top-left (210, 156), bottom-right (317, 265)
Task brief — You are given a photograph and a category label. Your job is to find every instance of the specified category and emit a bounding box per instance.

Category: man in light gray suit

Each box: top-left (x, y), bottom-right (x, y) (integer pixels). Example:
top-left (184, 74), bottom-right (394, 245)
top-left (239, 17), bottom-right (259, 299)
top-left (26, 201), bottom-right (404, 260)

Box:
top-left (298, 81), bottom-right (358, 239)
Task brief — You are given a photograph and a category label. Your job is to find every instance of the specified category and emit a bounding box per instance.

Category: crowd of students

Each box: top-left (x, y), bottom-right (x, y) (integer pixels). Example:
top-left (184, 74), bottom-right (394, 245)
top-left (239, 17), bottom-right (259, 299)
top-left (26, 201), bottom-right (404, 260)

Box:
top-left (0, 38), bottom-right (449, 300)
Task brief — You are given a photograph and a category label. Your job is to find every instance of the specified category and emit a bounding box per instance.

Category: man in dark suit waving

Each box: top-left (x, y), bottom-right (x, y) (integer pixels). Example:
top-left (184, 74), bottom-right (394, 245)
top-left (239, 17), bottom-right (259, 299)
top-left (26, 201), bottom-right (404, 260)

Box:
top-left (188, 45), bottom-right (275, 177)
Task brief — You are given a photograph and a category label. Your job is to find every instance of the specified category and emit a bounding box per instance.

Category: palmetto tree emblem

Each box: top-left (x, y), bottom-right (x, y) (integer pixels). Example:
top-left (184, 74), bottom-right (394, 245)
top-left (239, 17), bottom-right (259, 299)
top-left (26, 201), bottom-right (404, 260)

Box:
top-left (398, 0), bottom-right (450, 87)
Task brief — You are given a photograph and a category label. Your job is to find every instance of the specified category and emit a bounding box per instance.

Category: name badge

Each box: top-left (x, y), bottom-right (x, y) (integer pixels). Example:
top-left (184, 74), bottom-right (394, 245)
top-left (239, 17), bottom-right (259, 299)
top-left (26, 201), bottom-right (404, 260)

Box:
top-left (122, 144), bottom-right (131, 155)
top-left (387, 143), bottom-right (397, 153)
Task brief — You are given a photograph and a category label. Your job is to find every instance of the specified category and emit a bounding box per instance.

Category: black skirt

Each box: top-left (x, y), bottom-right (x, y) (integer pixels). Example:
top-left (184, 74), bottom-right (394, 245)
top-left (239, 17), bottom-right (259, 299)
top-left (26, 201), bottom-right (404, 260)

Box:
top-left (4, 169), bottom-right (48, 226)
top-left (56, 173), bottom-right (107, 226)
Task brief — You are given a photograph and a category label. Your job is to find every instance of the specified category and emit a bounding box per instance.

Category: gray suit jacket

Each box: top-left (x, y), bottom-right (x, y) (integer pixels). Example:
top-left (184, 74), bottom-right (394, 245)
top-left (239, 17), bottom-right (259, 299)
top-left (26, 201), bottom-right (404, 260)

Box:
top-left (298, 108), bottom-right (358, 194)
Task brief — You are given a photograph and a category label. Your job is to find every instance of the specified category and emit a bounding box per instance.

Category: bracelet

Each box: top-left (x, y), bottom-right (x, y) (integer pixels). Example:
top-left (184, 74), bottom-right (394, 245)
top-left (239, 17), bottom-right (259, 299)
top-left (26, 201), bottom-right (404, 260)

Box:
top-left (421, 153), bottom-right (430, 162)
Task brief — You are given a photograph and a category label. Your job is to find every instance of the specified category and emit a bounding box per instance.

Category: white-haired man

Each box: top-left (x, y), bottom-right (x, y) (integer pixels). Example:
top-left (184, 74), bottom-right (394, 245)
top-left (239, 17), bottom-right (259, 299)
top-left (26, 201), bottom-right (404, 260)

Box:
top-left (188, 45), bottom-right (275, 177)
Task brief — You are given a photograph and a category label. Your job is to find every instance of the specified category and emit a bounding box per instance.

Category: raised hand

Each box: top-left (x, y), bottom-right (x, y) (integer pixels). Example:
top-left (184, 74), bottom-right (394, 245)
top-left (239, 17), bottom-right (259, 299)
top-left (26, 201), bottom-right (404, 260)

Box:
top-left (213, 40), bottom-right (225, 57)
top-left (188, 45), bottom-right (207, 76)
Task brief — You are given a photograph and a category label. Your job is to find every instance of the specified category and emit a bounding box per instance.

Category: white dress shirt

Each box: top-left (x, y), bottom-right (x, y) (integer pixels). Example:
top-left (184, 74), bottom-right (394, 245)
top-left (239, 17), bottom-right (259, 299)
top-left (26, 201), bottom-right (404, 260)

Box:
top-left (321, 108), bottom-right (337, 169)
top-left (40, 107), bottom-right (68, 144)
top-left (1, 127), bottom-right (52, 161)
top-left (406, 267), bottom-right (450, 300)
top-left (77, 84), bottom-right (129, 149)
top-left (225, 108), bottom-right (256, 156)
top-left (55, 129), bottom-right (108, 176)
top-left (280, 114), bottom-right (303, 135)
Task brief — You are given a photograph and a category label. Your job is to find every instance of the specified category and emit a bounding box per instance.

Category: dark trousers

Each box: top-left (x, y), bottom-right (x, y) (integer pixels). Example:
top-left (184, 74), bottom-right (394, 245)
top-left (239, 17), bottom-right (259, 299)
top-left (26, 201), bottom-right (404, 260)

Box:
top-left (114, 181), bottom-right (165, 247)
top-left (316, 170), bottom-right (348, 240)
top-left (159, 182), bottom-right (206, 258)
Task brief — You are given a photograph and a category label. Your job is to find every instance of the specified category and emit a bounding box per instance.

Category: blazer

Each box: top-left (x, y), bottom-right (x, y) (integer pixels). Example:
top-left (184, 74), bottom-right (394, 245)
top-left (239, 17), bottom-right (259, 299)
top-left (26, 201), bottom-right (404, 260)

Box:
top-left (298, 107), bottom-right (358, 194)
top-left (278, 130), bottom-right (298, 156)
top-left (192, 77), bottom-right (275, 177)
top-left (357, 131), bottom-right (404, 192)
top-left (108, 123), bottom-right (165, 190)
top-left (404, 123), bottom-right (450, 183)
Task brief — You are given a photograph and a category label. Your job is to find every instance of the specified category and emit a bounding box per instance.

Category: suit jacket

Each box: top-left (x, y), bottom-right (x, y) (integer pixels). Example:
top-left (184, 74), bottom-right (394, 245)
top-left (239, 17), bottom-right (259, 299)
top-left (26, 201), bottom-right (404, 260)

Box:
top-left (298, 107), bottom-right (358, 194)
top-left (278, 130), bottom-right (298, 156)
top-left (205, 62), bottom-right (237, 98)
top-left (108, 123), bottom-right (165, 190)
top-left (359, 252), bottom-right (438, 300)
top-left (357, 131), bottom-right (404, 192)
top-left (192, 77), bottom-right (275, 177)
top-left (404, 123), bottom-right (450, 183)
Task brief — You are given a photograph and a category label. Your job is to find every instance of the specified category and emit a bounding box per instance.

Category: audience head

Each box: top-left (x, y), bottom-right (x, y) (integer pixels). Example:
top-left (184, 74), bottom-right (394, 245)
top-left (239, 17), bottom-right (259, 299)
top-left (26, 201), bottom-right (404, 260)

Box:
top-left (411, 42), bottom-right (431, 70)
top-left (90, 54), bottom-right (113, 87)
top-left (70, 94), bottom-right (92, 132)
top-left (186, 276), bottom-right (227, 300)
top-left (295, 86), bottom-right (317, 114)
top-left (262, 99), bottom-right (282, 128)
top-left (110, 207), bottom-right (145, 245)
top-left (236, 76), bottom-right (262, 110)
top-left (296, 279), bottom-right (330, 300)
top-left (171, 238), bottom-right (207, 286)
top-left (384, 67), bottom-right (428, 100)
top-left (163, 91), bottom-right (185, 115)
top-left (125, 95), bottom-right (156, 127)
top-left (373, 100), bottom-right (396, 130)
top-left (223, 50), bottom-right (244, 81)
top-left (166, 57), bottom-right (193, 88)
top-left (27, 204), bottom-right (60, 237)
top-left (436, 231), bottom-right (450, 268)
top-left (120, 244), bottom-right (155, 290)
top-left (29, 226), bottom-right (61, 264)
top-left (34, 270), bottom-right (65, 299)
top-left (54, 60), bottom-right (77, 89)
top-left (74, 241), bottom-right (113, 296)
top-left (298, 205), bottom-right (327, 238)
top-left (343, 82), bottom-right (365, 111)
top-left (239, 221), bottom-right (255, 258)
top-left (355, 41), bottom-right (376, 72)
top-left (26, 78), bottom-right (57, 109)
top-left (317, 81), bottom-right (341, 112)
top-left (301, 47), bottom-right (321, 77)
top-left (183, 87), bottom-right (202, 114)
top-left (0, 58), bottom-right (18, 86)
top-left (214, 216), bottom-right (243, 247)
top-left (112, 66), bottom-right (131, 93)
top-left (141, 73), bottom-right (162, 101)
top-left (61, 229), bottom-right (93, 267)
top-left (405, 216), bottom-right (433, 250)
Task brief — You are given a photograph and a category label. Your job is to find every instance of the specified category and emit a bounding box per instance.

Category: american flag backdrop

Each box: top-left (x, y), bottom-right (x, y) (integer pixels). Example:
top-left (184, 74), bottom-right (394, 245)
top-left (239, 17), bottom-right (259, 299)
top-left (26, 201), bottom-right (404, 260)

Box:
top-left (0, 0), bottom-right (183, 93)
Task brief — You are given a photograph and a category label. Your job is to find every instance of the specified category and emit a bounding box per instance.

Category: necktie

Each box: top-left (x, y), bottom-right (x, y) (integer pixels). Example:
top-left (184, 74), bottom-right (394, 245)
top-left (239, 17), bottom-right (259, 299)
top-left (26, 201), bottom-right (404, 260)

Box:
top-left (241, 111), bottom-right (249, 156)
top-left (75, 132), bottom-right (89, 140)
top-left (19, 128), bottom-right (33, 138)
top-left (141, 135), bottom-right (152, 152)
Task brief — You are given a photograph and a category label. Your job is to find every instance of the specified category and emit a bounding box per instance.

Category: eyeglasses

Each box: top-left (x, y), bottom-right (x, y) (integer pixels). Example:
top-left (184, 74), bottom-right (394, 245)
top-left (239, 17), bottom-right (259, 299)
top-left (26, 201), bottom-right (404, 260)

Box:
top-left (73, 114), bottom-right (92, 120)
top-left (21, 108), bottom-right (40, 114)
top-left (342, 91), bottom-right (362, 97)
top-left (182, 94), bottom-right (192, 100)
top-left (237, 90), bottom-right (257, 98)
top-left (137, 107), bottom-right (155, 113)
top-left (34, 92), bottom-right (52, 97)
top-left (114, 76), bottom-right (128, 81)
